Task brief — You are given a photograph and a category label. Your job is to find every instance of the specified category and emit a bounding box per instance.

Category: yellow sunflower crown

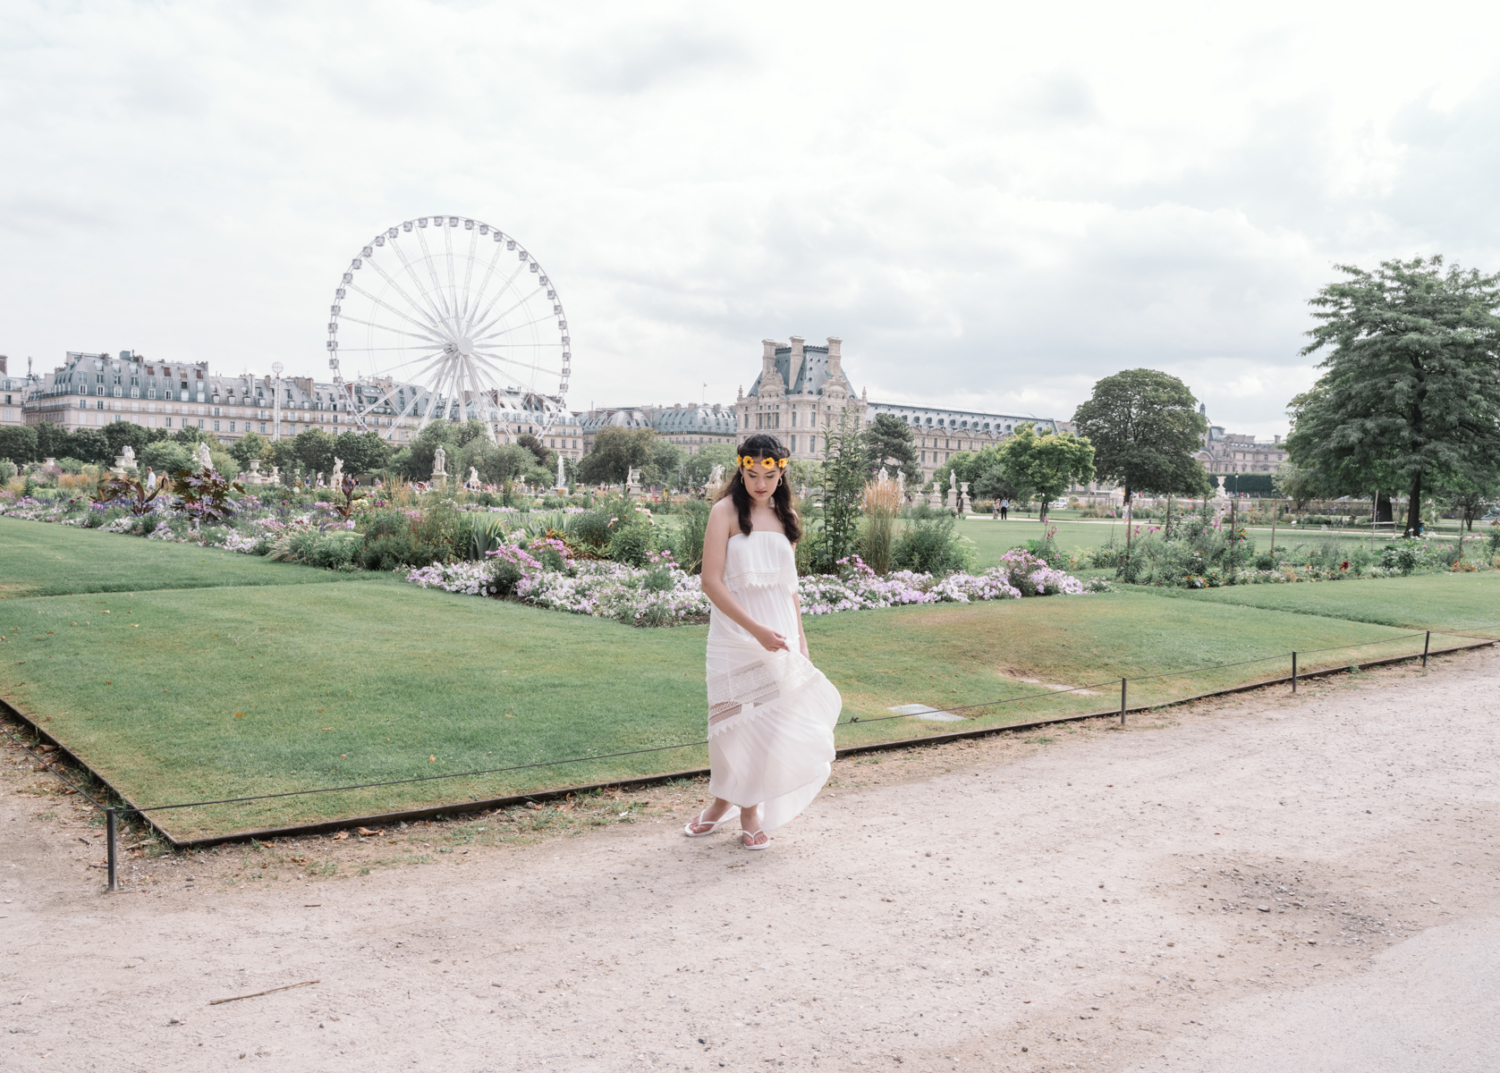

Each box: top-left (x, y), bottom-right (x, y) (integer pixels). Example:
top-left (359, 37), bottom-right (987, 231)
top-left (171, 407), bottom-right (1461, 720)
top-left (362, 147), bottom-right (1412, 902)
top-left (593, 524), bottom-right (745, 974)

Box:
top-left (738, 454), bottom-right (788, 471)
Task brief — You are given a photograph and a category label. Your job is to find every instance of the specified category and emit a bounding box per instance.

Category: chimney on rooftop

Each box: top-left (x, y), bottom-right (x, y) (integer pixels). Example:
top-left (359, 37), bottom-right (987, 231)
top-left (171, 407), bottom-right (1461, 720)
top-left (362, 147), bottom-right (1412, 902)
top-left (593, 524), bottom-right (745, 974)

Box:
top-left (827, 337), bottom-right (842, 379)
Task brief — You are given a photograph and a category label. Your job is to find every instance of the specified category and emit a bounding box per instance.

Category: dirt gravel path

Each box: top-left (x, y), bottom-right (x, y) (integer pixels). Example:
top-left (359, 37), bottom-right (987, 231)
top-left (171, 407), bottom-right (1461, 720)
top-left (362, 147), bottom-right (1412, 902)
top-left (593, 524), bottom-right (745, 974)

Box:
top-left (3, 648), bottom-right (1498, 1072)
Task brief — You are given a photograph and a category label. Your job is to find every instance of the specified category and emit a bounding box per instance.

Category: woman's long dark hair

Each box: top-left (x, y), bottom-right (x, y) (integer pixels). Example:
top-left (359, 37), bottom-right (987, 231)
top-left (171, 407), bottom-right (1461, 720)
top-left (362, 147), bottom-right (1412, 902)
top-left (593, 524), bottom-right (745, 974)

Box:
top-left (717, 433), bottom-right (802, 542)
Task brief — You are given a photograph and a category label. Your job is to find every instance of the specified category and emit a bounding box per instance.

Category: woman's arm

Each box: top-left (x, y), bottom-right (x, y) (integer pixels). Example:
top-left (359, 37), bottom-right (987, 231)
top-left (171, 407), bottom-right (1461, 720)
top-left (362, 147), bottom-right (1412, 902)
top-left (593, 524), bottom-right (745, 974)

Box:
top-left (700, 499), bottom-right (789, 653)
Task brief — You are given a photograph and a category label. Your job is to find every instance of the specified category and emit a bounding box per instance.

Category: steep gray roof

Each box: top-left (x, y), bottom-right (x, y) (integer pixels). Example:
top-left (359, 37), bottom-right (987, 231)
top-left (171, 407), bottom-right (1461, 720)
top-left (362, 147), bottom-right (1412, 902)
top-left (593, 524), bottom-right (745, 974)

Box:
top-left (747, 344), bottom-right (853, 399)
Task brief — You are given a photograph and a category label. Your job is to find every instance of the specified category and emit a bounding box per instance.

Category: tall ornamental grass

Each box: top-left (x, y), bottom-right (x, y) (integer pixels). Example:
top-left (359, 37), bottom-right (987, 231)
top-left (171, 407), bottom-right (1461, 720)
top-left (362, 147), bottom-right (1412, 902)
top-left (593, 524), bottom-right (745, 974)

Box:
top-left (859, 475), bottom-right (903, 575)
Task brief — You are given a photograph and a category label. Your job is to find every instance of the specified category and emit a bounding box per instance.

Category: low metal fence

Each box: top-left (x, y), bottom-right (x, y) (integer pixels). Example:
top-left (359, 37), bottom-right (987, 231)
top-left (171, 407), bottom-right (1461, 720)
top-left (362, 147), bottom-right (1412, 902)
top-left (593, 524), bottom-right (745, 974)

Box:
top-left (2, 625), bottom-right (1495, 892)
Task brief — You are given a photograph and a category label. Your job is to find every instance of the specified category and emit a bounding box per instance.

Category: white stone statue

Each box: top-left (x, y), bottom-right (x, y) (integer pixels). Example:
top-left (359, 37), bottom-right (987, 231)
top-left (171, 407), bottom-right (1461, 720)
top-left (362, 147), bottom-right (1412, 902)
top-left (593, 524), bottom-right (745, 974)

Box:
top-left (432, 445), bottom-right (447, 481)
top-left (709, 463), bottom-right (723, 489)
top-left (121, 445), bottom-right (136, 465)
top-left (467, 466), bottom-right (480, 489)
top-left (897, 471), bottom-right (906, 500)
top-left (555, 454), bottom-right (566, 490)
top-left (949, 471), bottom-right (957, 491)
top-left (878, 466), bottom-right (889, 484)
top-left (330, 456), bottom-right (344, 486)
top-left (197, 441), bottom-right (213, 472)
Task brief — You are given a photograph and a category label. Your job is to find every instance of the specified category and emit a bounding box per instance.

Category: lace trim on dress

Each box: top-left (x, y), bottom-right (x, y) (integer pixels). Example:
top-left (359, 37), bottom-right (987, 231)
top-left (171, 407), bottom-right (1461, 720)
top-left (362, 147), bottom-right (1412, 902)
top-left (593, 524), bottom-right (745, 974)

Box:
top-left (706, 653), bottom-right (821, 738)
top-left (719, 565), bottom-right (796, 591)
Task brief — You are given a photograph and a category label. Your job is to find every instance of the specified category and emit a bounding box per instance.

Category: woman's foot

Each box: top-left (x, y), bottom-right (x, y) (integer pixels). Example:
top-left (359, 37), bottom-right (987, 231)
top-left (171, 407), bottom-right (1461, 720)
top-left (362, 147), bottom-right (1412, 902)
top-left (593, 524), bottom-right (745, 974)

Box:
top-left (684, 800), bottom-right (738, 837)
top-left (738, 804), bottom-right (770, 850)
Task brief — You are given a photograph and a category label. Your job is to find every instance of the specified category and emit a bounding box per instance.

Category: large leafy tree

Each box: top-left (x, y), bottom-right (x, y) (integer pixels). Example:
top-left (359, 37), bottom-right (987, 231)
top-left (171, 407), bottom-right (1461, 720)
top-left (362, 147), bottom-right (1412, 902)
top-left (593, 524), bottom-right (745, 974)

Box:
top-left (997, 424), bottom-right (1095, 523)
top-left (864, 413), bottom-right (922, 484)
top-left (0, 425), bottom-right (38, 464)
top-left (1071, 369), bottom-right (1210, 503)
top-left (577, 425), bottom-right (656, 486)
top-left (682, 442), bottom-right (736, 490)
top-left (1287, 257), bottom-right (1500, 536)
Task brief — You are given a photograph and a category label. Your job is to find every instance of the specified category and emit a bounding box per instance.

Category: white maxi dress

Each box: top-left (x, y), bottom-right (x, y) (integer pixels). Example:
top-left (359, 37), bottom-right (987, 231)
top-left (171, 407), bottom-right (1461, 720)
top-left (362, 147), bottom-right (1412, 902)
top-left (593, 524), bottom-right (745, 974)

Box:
top-left (706, 531), bottom-right (843, 833)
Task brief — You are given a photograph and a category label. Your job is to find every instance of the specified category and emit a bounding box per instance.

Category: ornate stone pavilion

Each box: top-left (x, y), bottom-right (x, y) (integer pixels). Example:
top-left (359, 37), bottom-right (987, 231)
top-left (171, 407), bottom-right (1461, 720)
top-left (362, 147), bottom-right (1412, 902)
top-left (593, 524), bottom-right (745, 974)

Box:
top-left (737, 336), bottom-right (1062, 482)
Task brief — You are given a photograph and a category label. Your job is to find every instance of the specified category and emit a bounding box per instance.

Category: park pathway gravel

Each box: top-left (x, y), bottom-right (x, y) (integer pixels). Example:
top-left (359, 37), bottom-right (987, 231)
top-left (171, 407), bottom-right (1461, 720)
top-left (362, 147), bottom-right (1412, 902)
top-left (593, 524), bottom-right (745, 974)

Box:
top-left (2, 648), bottom-right (1497, 1072)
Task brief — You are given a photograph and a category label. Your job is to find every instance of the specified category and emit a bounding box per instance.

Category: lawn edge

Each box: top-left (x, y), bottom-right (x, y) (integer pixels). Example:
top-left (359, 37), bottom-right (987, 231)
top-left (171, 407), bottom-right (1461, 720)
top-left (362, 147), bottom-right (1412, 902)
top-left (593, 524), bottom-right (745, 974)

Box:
top-left (9, 637), bottom-right (1487, 851)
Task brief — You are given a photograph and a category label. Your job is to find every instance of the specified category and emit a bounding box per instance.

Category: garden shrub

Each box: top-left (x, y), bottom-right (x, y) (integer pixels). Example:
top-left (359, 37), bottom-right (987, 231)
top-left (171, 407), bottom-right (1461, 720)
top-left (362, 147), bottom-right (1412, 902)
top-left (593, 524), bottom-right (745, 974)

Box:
top-left (607, 519), bottom-right (655, 567)
top-left (892, 513), bottom-right (969, 576)
top-left (565, 510), bottom-right (612, 550)
top-left (673, 501), bottom-right (710, 574)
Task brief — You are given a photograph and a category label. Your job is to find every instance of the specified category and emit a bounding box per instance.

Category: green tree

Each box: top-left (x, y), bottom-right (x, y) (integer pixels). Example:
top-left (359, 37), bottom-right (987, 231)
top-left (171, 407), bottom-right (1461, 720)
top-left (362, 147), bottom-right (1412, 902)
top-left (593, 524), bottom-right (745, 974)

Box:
top-left (813, 411), bottom-right (866, 572)
top-left (0, 425), bottom-right (38, 464)
top-left (640, 439), bottom-right (685, 489)
top-left (515, 433), bottom-right (554, 470)
top-left (1071, 369), bottom-right (1210, 504)
top-left (332, 430), bottom-right (392, 476)
top-left (66, 428), bottom-right (110, 465)
top-left (577, 426), bottom-right (656, 486)
top-left (864, 413), bottom-right (922, 484)
top-left (35, 422), bottom-right (71, 461)
top-left (1287, 257), bottom-right (1500, 536)
top-left (228, 430), bottom-right (270, 470)
top-left (1271, 460), bottom-right (1321, 511)
top-left (292, 428), bottom-right (338, 479)
top-left (682, 442), bottom-right (736, 490)
top-left (997, 425), bottom-right (1095, 523)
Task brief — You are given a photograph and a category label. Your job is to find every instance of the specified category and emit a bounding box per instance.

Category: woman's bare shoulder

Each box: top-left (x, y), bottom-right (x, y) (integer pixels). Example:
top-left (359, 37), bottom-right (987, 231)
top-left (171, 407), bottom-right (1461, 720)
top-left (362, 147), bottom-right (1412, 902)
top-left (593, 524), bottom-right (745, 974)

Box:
top-left (709, 496), bottom-right (739, 523)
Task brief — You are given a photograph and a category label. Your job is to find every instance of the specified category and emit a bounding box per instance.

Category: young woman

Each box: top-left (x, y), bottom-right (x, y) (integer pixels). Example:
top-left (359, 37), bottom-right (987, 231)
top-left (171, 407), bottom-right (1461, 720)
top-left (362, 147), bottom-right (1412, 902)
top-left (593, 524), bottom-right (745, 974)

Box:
top-left (684, 433), bottom-right (843, 850)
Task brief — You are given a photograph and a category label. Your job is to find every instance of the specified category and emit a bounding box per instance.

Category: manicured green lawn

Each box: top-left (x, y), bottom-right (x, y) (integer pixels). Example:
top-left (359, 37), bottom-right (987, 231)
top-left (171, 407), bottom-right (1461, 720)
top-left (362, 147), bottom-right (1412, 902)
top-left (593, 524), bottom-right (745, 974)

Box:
top-left (0, 516), bottom-right (364, 598)
top-left (1160, 572), bottom-right (1500, 635)
top-left (0, 516), bottom-right (1484, 840)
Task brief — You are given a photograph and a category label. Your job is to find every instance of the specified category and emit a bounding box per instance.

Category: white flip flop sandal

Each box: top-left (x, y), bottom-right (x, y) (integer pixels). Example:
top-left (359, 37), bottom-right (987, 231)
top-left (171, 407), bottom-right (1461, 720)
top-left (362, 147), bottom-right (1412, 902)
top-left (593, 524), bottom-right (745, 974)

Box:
top-left (683, 807), bottom-right (740, 837)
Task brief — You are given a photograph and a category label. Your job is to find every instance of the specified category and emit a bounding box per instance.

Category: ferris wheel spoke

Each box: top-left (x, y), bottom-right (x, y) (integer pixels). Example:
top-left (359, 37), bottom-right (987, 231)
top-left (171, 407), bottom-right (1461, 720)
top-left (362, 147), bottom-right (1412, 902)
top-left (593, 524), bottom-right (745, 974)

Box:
top-left (344, 280), bottom-right (445, 341)
top-left (385, 239), bottom-right (453, 326)
top-left (464, 262), bottom-right (534, 339)
top-left (469, 290), bottom-right (549, 344)
top-left (458, 229), bottom-right (480, 323)
top-left (335, 313), bottom-right (442, 344)
top-left (473, 307), bottom-right (556, 344)
top-left (413, 226), bottom-right (456, 323)
top-left (471, 345), bottom-right (560, 381)
top-left (463, 234), bottom-right (509, 327)
top-left (445, 225), bottom-right (463, 330)
top-left (362, 255), bottom-right (448, 335)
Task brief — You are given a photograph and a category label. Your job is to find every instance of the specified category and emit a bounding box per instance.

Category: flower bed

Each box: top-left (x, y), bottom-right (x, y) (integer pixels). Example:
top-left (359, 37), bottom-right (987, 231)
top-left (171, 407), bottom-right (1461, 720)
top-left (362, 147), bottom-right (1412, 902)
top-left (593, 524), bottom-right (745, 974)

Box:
top-left (406, 544), bottom-right (1096, 626)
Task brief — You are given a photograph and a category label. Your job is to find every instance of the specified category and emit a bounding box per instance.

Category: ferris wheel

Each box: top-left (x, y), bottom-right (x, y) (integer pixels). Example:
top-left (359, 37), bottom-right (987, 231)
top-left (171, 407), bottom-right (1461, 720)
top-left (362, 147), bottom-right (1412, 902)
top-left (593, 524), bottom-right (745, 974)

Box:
top-left (326, 215), bottom-right (571, 439)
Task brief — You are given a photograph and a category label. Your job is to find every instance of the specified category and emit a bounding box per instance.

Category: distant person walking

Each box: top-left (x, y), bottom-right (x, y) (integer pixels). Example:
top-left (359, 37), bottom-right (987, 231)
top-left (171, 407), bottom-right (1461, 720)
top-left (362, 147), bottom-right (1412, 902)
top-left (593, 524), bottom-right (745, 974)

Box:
top-left (145, 467), bottom-right (157, 491)
top-left (685, 433), bottom-right (842, 851)
top-left (999, 497), bottom-right (1009, 521)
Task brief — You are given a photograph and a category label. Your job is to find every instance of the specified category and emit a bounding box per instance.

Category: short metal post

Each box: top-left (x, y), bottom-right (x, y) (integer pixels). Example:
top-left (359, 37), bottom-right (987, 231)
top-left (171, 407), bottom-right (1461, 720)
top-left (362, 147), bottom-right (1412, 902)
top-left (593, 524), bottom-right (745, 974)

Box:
top-left (106, 808), bottom-right (118, 892)
top-left (1120, 677), bottom-right (1127, 726)
top-left (1291, 652), bottom-right (1297, 693)
top-left (1422, 631), bottom-right (1430, 669)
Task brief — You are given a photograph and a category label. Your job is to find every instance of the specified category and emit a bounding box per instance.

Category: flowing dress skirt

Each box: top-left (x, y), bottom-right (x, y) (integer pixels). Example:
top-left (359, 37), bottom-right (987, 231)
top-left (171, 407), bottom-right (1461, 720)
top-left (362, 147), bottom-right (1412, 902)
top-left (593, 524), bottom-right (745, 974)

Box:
top-left (706, 532), bottom-right (842, 833)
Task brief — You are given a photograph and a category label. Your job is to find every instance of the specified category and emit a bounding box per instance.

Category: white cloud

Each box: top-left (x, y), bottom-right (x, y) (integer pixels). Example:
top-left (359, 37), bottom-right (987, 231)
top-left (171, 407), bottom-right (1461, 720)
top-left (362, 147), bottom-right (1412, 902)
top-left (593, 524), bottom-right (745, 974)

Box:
top-left (1, 0), bottom-right (1498, 441)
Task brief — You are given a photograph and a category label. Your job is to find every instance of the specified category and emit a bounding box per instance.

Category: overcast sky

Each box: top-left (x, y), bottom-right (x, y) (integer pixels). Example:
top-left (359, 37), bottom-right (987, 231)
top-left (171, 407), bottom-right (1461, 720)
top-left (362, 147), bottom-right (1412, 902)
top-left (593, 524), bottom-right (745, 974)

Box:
top-left (3, 1), bottom-right (1498, 438)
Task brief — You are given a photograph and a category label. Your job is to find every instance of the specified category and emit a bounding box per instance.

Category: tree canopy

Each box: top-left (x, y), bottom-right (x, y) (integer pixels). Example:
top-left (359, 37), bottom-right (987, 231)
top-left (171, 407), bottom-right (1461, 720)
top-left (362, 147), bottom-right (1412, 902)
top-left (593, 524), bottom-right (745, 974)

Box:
top-left (577, 426), bottom-right (656, 486)
top-left (1286, 257), bottom-right (1500, 535)
top-left (864, 413), bottom-right (922, 484)
top-left (1071, 369), bottom-right (1210, 503)
top-left (996, 424), bottom-right (1095, 522)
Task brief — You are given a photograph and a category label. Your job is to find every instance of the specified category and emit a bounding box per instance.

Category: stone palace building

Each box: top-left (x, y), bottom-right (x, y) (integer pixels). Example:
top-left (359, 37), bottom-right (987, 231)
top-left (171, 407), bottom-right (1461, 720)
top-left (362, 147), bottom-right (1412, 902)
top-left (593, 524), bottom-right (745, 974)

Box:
top-left (1193, 405), bottom-right (1288, 474)
top-left (737, 336), bottom-right (1061, 482)
top-left (19, 350), bottom-right (586, 462)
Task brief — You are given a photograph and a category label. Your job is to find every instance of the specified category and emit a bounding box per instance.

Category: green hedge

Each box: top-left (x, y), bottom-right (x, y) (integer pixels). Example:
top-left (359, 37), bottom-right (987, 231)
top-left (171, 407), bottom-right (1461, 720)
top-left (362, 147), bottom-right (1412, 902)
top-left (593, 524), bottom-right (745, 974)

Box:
top-left (1210, 473), bottom-right (1275, 497)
